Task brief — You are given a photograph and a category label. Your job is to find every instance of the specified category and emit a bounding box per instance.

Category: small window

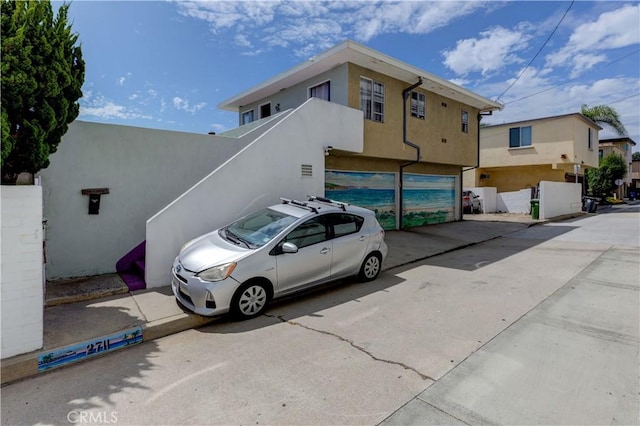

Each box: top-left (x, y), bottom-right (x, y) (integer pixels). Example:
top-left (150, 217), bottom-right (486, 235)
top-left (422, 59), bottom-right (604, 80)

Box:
top-left (241, 110), bottom-right (254, 125)
top-left (360, 77), bottom-right (384, 122)
top-left (285, 217), bottom-right (328, 249)
top-left (260, 103), bottom-right (271, 119)
top-left (309, 81), bottom-right (330, 101)
top-left (599, 149), bottom-right (603, 161)
top-left (461, 110), bottom-right (469, 133)
top-left (588, 128), bottom-right (593, 150)
top-left (411, 92), bottom-right (425, 119)
top-left (509, 126), bottom-right (532, 148)
top-left (328, 214), bottom-right (364, 238)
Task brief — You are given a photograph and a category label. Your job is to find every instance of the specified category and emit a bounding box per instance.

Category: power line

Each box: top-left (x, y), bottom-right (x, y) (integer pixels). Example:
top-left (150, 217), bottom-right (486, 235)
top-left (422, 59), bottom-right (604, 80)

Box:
top-left (504, 49), bottom-right (640, 106)
top-left (495, 0), bottom-right (574, 103)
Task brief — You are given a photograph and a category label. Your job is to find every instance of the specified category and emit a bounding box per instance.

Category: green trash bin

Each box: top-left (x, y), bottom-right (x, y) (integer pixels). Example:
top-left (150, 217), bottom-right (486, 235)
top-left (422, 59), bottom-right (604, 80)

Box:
top-left (530, 199), bottom-right (539, 219)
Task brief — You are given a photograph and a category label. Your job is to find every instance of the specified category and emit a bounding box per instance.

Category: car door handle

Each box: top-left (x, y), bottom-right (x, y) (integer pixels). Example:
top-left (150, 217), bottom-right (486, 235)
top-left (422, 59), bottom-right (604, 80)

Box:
top-left (320, 247), bottom-right (331, 254)
top-left (359, 236), bottom-right (366, 241)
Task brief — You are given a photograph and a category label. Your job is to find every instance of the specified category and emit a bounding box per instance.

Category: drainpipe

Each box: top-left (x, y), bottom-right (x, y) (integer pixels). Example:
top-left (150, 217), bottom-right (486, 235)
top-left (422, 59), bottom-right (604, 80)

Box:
top-left (461, 111), bottom-right (492, 219)
top-left (399, 77), bottom-right (423, 229)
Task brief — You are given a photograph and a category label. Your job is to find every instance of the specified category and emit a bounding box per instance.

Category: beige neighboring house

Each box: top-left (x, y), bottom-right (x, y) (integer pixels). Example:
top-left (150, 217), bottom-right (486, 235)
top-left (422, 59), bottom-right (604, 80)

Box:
top-left (464, 113), bottom-right (601, 193)
top-left (598, 137), bottom-right (636, 199)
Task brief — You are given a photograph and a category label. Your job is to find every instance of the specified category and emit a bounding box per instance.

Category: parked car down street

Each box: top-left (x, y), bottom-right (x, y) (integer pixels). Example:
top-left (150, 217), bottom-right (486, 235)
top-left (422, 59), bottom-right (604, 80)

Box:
top-left (463, 190), bottom-right (482, 214)
top-left (171, 197), bottom-right (388, 319)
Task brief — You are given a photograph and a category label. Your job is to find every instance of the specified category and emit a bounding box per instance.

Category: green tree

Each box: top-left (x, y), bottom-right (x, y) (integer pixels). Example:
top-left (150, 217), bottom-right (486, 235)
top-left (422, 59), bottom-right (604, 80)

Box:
top-left (632, 152), bottom-right (640, 161)
top-left (586, 153), bottom-right (627, 199)
top-left (1, 0), bottom-right (84, 184)
top-left (581, 104), bottom-right (627, 136)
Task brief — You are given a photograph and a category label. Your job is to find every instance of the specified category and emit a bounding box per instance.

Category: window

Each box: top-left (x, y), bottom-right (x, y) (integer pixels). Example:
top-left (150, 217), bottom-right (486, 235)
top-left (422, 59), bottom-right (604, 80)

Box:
top-left (309, 81), bottom-right (330, 101)
top-left (360, 77), bottom-right (384, 122)
top-left (327, 214), bottom-right (364, 238)
top-left (509, 126), bottom-right (532, 148)
top-left (461, 110), bottom-right (469, 133)
top-left (259, 103), bottom-right (271, 119)
top-left (623, 143), bottom-right (629, 151)
top-left (284, 217), bottom-right (328, 249)
top-left (241, 110), bottom-right (254, 125)
top-left (599, 149), bottom-right (603, 161)
top-left (588, 128), bottom-right (593, 150)
top-left (411, 92), bottom-right (425, 119)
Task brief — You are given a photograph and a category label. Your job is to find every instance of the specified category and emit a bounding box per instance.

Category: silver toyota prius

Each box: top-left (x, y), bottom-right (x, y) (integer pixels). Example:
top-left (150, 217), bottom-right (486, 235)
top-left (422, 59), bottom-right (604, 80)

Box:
top-left (171, 197), bottom-right (388, 319)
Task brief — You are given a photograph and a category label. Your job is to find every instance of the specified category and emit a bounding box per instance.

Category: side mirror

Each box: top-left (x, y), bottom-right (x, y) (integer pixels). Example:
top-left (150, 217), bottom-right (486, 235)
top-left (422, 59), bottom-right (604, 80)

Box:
top-left (282, 242), bottom-right (298, 254)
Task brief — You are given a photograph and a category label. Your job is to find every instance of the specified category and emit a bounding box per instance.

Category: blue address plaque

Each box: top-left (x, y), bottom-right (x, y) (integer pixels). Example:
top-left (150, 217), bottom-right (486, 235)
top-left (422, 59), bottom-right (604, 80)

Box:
top-left (38, 326), bottom-right (143, 371)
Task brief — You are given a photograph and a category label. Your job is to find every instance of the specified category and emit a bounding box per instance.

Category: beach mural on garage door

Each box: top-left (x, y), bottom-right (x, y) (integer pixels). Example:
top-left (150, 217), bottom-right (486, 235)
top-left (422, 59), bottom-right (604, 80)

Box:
top-left (402, 173), bottom-right (456, 227)
top-left (325, 170), bottom-right (397, 230)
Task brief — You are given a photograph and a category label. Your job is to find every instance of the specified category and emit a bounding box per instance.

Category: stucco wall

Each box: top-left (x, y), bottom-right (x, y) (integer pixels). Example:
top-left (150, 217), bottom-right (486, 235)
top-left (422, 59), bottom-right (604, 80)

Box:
top-left (471, 165), bottom-right (567, 193)
top-left (497, 189), bottom-right (532, 214)
top-left (145, 98), bottom-right (364, 287)
top-left (37, 119), bottom-right (287, 279)
top-left (539, 181), bottom-right (581, 220)
top-left (1, 186), bottom-right (43, 358)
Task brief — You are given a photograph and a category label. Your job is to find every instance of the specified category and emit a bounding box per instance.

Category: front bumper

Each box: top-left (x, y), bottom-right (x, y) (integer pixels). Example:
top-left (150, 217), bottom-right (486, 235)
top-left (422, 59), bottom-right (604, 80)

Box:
top-left (171, 258), bottom-right (240, 316)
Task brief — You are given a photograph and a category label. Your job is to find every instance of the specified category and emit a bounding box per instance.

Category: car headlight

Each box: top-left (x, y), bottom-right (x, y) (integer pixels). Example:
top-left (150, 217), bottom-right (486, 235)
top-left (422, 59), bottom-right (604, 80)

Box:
top-left (196, 262), bottom-right (237, 282)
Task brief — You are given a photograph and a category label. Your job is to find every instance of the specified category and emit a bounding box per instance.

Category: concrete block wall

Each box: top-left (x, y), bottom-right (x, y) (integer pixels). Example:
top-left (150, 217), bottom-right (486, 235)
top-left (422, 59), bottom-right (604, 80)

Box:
top-left (1, 186), bottom-right (44, 359)
top-left (497, 189), bottom-right (532, 213)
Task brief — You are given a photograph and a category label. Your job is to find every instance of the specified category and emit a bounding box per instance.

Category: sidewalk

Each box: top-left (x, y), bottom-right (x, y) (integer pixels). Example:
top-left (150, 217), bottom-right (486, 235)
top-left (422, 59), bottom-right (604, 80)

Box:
top-left (1, 213), bottom-right (551, 385)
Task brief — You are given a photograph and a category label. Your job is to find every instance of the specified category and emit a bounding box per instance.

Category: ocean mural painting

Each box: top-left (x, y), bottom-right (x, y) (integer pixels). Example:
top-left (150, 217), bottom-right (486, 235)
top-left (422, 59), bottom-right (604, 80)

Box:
top-left (402, 173), bottom-right (456, 227)
top-left (325, 170), bottom-right (397, 230)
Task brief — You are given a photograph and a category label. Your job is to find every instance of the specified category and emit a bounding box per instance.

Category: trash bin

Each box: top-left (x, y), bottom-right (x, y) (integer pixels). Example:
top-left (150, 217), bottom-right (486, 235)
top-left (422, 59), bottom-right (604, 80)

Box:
top-left (630, 191), bottom-right (637, 201)
top-left (530, 199), bottom-right (539, 220)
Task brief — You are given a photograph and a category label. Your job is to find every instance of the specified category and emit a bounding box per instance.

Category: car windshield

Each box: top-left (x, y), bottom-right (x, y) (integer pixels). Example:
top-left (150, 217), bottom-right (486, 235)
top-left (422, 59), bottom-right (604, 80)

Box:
top-left (223, 208), bottom-right (297, 248)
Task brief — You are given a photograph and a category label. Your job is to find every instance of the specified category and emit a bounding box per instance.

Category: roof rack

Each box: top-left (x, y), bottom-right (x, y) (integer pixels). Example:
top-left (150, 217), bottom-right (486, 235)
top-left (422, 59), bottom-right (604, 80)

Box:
top-left (307, 195), bottom-right (348, 211)
top-left (280, 198), bottom-right (319, 213)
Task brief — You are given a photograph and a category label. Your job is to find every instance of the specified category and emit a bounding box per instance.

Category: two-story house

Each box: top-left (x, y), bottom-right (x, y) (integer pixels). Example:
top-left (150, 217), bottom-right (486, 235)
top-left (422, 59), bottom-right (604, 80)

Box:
top-left (464, 113), bottom-right (601, 194)
top-left (219, 40), bottom-right (502, 229)
top-left (598, 137), bottom-right (636, 198)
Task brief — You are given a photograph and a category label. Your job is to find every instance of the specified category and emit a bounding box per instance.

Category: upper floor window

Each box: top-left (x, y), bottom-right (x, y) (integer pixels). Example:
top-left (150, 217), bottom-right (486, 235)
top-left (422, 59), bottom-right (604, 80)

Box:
top-left (242, 110), bottom-right (254, 125)
top-left (410, 91), bottom-right (425, 119)
top-left (588, 128), bottom-right (593, 150)
top-left (309, 81), bottom-right (330, 101)
top-left (623, 143), bottom-right (629, 151)
top-left (509, 126), bottom-right (532, 148)
top-left (260, 103), bottom-right (271, 119)
top-left (461, 110), bottom-right (469, 133)
top-left (360, 77), bottom-right (384, 122)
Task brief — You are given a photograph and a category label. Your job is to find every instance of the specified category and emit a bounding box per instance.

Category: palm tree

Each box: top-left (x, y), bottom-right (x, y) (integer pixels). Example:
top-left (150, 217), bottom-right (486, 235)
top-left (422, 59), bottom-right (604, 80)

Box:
top-left (581, 104), bottom-right (627, 136)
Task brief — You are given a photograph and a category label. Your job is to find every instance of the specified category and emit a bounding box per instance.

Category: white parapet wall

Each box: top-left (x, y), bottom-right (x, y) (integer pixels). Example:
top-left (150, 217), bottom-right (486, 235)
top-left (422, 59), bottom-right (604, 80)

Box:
top-left (497, 189), bottom-right (533, 213)
top-left (539, 181), bottom-right (581, 220)
top-left (145, 98), bottom-right (364, 287)
top-left (1, 186), bottom-right (44, 358)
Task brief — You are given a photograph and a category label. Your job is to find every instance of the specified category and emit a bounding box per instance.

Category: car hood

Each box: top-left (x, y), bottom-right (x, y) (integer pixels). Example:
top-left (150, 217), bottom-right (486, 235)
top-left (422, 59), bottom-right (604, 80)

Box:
top-left (179, 230), bottom-right (249, 273)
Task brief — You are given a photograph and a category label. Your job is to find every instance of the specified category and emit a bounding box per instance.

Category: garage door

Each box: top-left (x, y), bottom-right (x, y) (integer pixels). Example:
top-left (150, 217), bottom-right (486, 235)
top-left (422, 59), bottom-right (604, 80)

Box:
top-left (402, 173), bottom-right (456, 227)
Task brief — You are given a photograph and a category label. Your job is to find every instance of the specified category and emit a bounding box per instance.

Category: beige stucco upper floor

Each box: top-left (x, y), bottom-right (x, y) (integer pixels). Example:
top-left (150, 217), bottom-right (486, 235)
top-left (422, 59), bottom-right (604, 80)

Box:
top-left (478, 113), bottom-right (601, 171)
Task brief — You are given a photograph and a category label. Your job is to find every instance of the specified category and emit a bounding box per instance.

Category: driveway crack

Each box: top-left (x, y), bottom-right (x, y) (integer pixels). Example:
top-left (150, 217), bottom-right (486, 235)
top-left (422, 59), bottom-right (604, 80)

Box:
top-left (266, 314), bottom-right (434, 381)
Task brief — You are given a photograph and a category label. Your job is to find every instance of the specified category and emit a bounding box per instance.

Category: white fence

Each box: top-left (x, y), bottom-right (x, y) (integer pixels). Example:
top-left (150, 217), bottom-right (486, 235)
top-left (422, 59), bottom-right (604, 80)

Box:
top-left (1, 186), bottom-right (44, 359)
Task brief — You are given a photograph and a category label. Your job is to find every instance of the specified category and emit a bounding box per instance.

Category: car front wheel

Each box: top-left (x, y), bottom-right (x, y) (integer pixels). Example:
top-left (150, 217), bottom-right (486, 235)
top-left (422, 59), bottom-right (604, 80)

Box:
top-left (358, 252), bottom-right (382, 282)
top-left (231, 281), bottom-right (270, 319)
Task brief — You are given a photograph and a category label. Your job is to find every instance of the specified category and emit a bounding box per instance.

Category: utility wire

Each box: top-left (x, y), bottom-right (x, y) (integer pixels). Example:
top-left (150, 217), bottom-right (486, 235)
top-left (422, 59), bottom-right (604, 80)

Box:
top-left (504, 49), bottom-right (640, 106)
top-left (495, 0), bottom-right (575, 103)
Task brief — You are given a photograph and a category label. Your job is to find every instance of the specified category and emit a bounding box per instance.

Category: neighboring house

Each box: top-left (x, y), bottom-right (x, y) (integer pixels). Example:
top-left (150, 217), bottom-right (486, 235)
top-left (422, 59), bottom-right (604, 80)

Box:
top-left (219, 40), bottom-right (502, 230)
top-left (598, 137), bottom-right (636, 198)
top-left (38, 40), bottom-right (501, 288)
top-left (464, 113), bottom-right (601, 194)
top-left (631, 159), bottom-right (640, 197)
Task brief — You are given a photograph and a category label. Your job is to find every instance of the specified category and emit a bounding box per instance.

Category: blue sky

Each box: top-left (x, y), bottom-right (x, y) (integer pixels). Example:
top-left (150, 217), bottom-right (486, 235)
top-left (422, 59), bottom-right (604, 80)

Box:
top-left (61, 1), bottom-right (640, 150)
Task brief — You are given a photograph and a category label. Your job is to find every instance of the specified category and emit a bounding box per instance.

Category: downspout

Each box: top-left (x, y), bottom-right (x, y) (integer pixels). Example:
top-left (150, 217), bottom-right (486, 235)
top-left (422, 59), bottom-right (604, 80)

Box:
top-left (399, 77), bottom-right (423, 229)
top-left (461, 111), bottom-right (492, 219)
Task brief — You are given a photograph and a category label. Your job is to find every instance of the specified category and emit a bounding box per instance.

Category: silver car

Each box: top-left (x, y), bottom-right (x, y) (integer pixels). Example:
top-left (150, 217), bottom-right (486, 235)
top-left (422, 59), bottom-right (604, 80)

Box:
top-left (171, 197), bottom-right (388, 319)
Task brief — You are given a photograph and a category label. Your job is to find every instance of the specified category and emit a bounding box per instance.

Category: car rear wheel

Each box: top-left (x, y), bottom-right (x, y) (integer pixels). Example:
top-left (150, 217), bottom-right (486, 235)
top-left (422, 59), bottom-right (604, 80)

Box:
top-left (231, 281), bottom-right (269, 319)
top-left (358, 252), bottom-right (382, 282)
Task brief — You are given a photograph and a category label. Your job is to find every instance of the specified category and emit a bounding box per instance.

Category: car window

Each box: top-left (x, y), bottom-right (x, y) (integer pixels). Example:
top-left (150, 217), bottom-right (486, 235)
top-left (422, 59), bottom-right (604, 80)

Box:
top-left (328, 213), bottom-right (364, 238)
top-left (226, 208), bottom-right (297, 247)
top-left (285, 217), bottom-right (328, 249)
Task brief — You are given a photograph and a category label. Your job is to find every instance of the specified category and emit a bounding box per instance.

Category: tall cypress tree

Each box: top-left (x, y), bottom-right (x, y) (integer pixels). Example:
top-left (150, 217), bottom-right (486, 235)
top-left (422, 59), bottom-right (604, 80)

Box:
top-left (1, 0), bottom-right (84, 184)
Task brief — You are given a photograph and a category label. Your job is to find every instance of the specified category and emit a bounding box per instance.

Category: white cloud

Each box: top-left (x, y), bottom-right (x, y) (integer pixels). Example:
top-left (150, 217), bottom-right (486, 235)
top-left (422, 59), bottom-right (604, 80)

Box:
top-left (80, 95), bottom-right (152, 120)
top-left (173, 96), bottom-right (207, 114)
top-left (443, 27), bottom-right (530, 76)
top-left (173, 1), bottom-right (490, 57)
top-left (545, 4), bottom-right (640, 76)
top-left (117, 72), bottom-right (132, 86)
